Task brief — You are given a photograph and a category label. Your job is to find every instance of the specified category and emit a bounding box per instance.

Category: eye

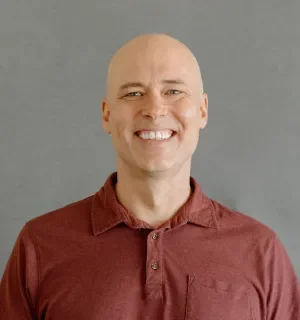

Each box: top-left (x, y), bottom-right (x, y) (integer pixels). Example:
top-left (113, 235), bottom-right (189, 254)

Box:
top-left (125, 92), bottom-right (143, 97)
top-left (166, 89), bottom-right (182, 95)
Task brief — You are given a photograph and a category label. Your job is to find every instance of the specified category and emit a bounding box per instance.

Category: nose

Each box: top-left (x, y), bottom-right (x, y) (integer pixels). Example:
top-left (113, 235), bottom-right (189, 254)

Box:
top-left (141, 96), bottom-right (168, 119)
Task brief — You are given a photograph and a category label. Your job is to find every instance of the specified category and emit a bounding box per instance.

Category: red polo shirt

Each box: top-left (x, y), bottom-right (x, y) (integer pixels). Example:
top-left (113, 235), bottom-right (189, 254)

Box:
top-left (0, 172), bottom-right (299, 319)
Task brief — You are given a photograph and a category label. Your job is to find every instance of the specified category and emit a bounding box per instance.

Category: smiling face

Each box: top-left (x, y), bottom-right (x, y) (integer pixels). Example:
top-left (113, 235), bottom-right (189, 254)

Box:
top-left (102, 34), bottom-right (208, 175)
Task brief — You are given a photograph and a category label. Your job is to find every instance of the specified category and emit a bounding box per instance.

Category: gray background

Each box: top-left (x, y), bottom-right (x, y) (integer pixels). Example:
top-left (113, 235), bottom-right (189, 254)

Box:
top-left (0, 0), bottom-right (299, 277)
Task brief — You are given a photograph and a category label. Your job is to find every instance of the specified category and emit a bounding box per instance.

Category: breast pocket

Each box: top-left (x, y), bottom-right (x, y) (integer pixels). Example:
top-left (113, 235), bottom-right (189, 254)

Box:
top-left (184, 275), bottom-right (250, 320)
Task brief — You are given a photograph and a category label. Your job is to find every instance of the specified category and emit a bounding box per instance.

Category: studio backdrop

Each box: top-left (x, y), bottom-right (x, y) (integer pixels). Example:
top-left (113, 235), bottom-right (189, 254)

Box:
top-left (0, 0), bottom-right (299, 276)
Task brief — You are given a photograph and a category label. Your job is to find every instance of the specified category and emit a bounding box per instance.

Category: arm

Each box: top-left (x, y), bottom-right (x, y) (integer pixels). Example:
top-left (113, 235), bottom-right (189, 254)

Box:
top-left (0, 223), bottom-right (39, 319)
top-left (264, 234), bottom-right (300, 320)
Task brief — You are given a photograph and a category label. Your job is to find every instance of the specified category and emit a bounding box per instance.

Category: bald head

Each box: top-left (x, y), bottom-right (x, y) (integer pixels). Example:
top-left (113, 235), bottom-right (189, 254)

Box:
top-left (105, 34), bottom-right (204, 101)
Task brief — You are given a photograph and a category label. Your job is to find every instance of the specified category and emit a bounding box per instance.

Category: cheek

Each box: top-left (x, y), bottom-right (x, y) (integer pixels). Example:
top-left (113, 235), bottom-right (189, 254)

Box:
top-left (110, 109), bottom-right (136, 144)
top-left (175, 101), bottom-right (201, 129)
top-left (111, 110), bottom-right (131, 133)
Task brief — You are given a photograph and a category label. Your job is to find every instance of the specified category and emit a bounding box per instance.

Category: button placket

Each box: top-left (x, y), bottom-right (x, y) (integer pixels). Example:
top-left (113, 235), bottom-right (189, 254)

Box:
top-left (145, 230), bottom-right (164, 300)
top-left (146, 231), bottom-right (163, 280)
top-left (150, 233), bottom-right (159, 271)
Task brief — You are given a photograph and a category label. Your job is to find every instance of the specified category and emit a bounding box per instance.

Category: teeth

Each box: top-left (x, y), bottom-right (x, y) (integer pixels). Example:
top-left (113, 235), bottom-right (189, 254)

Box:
top-left (137, 131), bottom-right (173, 140)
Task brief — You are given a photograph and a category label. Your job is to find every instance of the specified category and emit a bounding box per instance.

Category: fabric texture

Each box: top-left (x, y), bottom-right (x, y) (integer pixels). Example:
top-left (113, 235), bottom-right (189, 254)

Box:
top-left (0, 172), bottom-right (299, 319)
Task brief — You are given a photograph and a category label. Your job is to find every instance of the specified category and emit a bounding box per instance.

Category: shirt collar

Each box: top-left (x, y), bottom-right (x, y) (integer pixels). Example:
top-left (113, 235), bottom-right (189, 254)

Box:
top-left (91, 172), bottom-right (219, 235)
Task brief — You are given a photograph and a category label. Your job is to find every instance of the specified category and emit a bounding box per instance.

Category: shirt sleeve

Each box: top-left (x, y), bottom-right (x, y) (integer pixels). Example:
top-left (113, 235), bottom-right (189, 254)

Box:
top-left (264, 234), bottom-right (300, 320)
top-left (0, 223), bottom-right (39, 319)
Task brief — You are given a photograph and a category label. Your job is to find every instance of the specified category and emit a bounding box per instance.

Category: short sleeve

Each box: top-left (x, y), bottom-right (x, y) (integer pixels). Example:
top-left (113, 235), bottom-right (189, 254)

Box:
top-left (264, 234), bottom-right (300, 320)
top-left (0, 223), bottom-right (39, 319)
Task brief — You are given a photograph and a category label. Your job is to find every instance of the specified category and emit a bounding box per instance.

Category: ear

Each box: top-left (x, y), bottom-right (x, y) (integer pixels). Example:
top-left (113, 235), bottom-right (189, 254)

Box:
top-left (101, 98), bottom-right (111, 134)
top-left (199, 92), bottom-right (208, 129)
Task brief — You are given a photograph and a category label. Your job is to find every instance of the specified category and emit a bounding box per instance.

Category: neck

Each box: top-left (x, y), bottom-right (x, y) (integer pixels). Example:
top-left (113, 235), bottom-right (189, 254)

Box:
top-left (115, 161), bottom-right (192, 228)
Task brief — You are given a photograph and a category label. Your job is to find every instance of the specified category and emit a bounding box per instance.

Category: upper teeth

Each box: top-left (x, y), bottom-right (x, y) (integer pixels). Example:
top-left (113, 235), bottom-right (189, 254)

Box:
top-left (137, 131), bottom-right (173, 140)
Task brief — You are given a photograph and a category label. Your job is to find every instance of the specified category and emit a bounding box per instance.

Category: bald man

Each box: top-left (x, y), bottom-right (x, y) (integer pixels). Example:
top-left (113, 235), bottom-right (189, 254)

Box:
top-left (0, 34), bottom-right (299, 320)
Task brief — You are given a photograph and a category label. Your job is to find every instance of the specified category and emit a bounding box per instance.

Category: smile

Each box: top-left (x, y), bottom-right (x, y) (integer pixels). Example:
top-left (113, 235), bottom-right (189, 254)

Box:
top-left (135, 130), bottom-right (176, 141)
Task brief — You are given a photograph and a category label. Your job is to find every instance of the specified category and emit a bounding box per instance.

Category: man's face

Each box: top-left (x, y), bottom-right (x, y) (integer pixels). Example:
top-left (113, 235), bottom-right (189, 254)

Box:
top-left (102, 36), bottom-right (208, 175)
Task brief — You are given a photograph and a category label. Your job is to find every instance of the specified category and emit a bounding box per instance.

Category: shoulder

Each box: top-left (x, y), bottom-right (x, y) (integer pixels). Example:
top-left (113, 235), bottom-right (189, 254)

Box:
top-left (209, 197), bottom-right (276, 244)
top-left (25, 193), bottom-right (95, 236)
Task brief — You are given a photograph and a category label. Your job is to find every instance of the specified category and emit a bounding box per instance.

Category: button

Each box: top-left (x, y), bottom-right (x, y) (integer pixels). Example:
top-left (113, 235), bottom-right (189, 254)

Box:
top-left (151, 262), bottom-right (159, 270)
top-left (152, 232), bottom-right (158, 240)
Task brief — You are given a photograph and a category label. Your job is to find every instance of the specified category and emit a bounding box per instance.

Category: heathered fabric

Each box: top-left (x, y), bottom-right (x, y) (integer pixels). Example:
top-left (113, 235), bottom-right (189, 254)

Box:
top-left (0, 172), bottom-right (299, 319)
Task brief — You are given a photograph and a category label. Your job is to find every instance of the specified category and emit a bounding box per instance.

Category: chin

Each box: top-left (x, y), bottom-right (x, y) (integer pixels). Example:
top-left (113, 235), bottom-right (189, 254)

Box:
top-left (137, 160), bottom-right (174, 174)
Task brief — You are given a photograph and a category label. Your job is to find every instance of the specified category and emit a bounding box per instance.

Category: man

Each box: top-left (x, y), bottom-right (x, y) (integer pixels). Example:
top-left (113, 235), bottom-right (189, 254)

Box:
top-left (0, 33), bottom-right (299, 320)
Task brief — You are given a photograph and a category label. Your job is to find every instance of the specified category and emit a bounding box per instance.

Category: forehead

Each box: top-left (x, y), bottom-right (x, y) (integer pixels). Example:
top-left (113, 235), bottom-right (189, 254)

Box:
top-left (109, 46), bottom-right (198, 89)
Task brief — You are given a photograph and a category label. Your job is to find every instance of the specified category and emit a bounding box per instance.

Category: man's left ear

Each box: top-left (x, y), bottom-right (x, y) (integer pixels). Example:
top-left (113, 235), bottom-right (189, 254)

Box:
top-left (199, 93), bottom-right (208, 129)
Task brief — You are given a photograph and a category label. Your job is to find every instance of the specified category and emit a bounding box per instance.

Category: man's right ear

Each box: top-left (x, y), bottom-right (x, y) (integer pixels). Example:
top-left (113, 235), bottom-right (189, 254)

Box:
top-left (101, 99), bottom-right (111, 134)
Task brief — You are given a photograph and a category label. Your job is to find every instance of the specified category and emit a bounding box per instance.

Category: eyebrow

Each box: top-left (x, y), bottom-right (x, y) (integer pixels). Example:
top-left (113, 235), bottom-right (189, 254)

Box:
top-left (118, 79), bottom-right (187, 91)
